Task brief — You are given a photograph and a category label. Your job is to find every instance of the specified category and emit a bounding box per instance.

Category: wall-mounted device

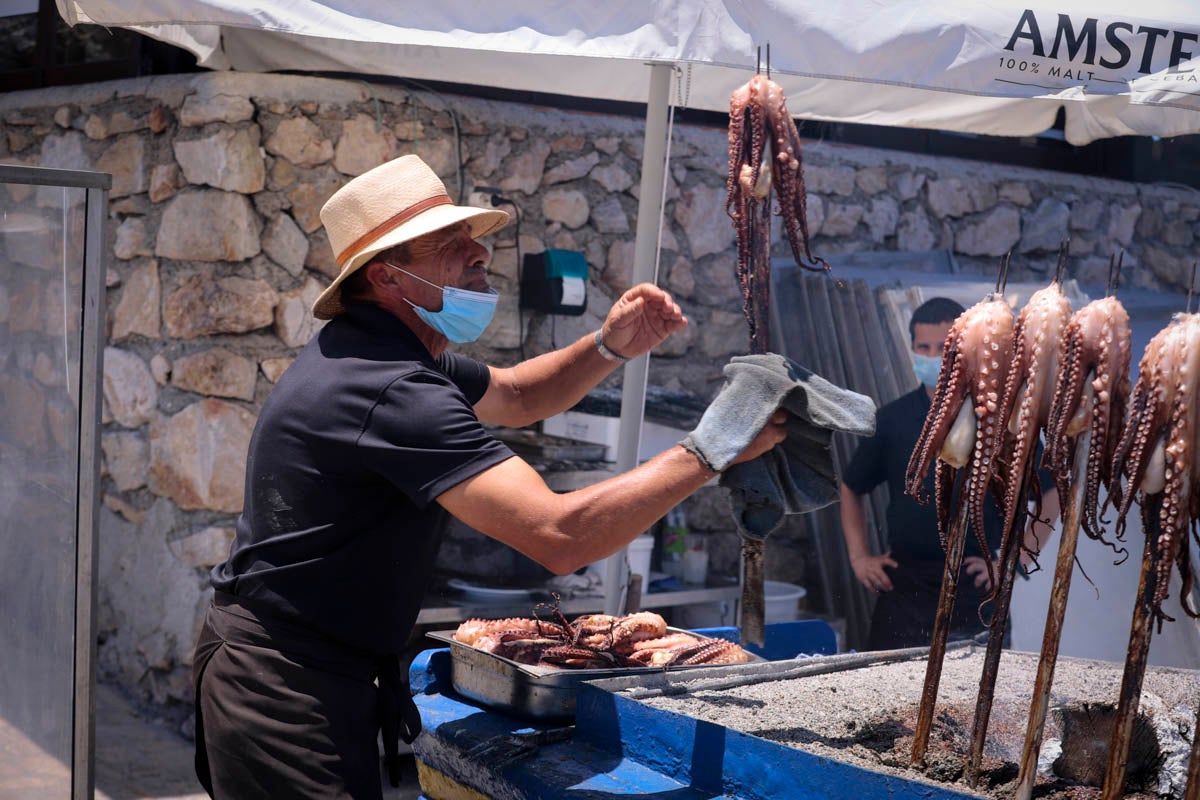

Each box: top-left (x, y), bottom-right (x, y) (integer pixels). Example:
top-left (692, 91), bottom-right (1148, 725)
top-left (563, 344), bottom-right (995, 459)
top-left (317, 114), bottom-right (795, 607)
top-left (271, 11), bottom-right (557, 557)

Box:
top-left (519, 249), bottom-right (588, 316)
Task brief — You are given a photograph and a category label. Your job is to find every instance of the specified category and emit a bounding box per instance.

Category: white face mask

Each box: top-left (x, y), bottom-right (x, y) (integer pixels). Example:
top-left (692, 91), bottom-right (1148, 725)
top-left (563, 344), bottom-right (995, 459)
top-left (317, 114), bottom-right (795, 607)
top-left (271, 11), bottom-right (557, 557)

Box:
top-left (383, 263), bottom-right (498, 343)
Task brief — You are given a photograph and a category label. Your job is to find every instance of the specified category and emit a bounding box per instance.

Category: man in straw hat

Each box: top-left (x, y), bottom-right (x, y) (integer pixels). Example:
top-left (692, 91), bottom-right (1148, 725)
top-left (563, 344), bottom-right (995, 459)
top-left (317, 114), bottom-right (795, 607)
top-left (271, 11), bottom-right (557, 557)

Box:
top-left (192, 154), bottom-right (788, 797)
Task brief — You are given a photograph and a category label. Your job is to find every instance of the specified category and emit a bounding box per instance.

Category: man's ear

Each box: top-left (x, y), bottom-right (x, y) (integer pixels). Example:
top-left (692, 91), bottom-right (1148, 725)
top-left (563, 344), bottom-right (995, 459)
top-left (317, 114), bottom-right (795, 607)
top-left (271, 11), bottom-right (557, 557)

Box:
top-left (362, 261), bottom-right (397, 290)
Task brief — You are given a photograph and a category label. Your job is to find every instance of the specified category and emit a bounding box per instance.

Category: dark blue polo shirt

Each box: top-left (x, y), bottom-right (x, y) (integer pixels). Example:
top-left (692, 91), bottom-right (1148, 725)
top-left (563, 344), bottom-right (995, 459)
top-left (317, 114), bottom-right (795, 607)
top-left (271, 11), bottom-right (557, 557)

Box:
top-left (211, 302), bottom-right (514, 655)
top-left (843, 386), bottom-right (1005, 563)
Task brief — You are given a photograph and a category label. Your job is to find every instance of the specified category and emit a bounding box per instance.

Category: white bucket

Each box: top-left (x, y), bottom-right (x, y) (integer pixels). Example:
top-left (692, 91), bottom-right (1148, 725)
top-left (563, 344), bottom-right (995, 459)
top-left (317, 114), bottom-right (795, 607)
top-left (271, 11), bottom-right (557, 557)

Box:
top-left (627, 535), bottom-right (654, 583)
top-left (764, 581), bottom-right (807, 623)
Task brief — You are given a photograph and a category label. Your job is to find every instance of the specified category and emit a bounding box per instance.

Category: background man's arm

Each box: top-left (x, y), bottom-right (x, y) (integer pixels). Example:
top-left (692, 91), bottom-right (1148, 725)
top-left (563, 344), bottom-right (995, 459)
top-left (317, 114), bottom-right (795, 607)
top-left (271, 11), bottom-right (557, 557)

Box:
top-left (840, 482), bottom-right (897, 593)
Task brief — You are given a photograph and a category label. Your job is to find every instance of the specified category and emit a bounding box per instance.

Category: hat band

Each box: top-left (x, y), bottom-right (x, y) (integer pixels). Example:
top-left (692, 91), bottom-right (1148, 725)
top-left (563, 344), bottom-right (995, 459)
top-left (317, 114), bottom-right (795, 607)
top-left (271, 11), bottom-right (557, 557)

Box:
top-left (335, 194), bottom-right (453, 267)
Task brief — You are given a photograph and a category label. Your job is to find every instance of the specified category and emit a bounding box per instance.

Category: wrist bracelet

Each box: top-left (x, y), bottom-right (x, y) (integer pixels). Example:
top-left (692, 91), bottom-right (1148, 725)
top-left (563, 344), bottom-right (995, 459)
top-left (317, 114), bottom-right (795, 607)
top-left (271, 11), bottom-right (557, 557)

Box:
top-left (594, 330), bottom-right (629, 363)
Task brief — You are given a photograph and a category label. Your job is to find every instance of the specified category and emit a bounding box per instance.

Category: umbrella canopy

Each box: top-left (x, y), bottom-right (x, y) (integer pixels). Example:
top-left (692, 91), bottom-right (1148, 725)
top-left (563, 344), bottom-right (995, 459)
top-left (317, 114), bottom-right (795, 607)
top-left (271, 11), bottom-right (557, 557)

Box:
top-left (56, 0), bottom-right (1200, 144)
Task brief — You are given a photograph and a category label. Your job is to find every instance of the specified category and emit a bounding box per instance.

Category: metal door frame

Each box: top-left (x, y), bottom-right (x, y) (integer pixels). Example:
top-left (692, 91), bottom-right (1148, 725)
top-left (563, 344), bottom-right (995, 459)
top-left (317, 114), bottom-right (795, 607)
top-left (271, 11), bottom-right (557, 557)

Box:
top-left (0, 163), bottom-right (109, 799)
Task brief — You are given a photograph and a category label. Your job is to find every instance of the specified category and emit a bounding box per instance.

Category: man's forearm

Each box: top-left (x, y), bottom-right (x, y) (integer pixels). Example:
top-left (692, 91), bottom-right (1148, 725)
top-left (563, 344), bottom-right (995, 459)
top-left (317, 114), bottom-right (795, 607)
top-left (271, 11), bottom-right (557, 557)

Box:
top-left (497, 331), bottom-right (621, 425)
top-left (839, 482), bottom-right (872, 561)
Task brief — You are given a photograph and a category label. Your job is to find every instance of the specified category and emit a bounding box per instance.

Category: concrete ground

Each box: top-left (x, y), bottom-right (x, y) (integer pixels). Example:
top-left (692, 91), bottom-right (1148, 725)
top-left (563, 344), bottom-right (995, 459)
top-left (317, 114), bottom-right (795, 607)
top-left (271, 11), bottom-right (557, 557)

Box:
top-left (1, 683), bottom-right (423, 799)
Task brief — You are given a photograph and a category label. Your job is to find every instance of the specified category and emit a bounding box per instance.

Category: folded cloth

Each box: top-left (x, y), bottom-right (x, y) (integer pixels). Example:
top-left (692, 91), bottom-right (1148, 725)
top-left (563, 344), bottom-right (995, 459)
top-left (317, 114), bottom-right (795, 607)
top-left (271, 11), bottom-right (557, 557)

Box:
top-left (683, 354), bottom-right (876, 539)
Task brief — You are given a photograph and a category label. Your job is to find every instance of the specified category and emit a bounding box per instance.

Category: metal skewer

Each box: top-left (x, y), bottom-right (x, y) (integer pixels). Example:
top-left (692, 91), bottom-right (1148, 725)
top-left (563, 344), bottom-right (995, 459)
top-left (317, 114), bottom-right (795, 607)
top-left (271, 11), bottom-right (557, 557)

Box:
top-left (911, 486), bottom-right (971, 766)
top-left (1014, 432), bottom-right (1090, 800)
top-left (964, 461), bottom-right (1034, 785)
top-left (1100, 494), bottom-right (1163, 800)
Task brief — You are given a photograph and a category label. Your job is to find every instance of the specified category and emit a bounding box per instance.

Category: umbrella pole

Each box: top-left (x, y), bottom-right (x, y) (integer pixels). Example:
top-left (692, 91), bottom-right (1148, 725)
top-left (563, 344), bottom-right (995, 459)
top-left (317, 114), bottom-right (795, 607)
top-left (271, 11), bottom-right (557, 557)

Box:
top-left (912, 484), bottom-right (971, 767)
top-left (1100, 494), bottom-right (1163, 800)
top-left (603, 62), bottom-right (674, 616)
top-left (1014, 434), bottom-right (1090, 800)
top-left (965, 462), bottom-right (1034, 786)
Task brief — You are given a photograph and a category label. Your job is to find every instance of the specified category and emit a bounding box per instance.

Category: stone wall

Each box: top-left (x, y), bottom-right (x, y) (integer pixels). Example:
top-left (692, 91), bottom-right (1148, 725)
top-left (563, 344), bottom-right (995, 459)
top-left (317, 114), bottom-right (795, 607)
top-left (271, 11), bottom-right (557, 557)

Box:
top-left (2, 72), bottom-right (1198, 725)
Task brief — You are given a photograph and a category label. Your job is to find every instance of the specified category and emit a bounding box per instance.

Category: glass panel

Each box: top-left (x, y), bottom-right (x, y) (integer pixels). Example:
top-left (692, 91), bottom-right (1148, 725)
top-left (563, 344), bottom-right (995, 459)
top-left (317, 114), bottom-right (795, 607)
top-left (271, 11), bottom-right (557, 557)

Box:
top-left (0, 13), bottom-right (37, 71)
top-left (0, 179), bottom-right (87, 798)
top-left (53, 20), bottom-right (137, 66)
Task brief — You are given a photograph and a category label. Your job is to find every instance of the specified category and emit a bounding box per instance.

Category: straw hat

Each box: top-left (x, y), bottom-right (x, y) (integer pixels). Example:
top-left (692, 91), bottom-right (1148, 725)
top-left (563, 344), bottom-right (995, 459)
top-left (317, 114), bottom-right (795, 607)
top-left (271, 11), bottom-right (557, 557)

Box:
top-left (312, 155), bottom-right (510, 319)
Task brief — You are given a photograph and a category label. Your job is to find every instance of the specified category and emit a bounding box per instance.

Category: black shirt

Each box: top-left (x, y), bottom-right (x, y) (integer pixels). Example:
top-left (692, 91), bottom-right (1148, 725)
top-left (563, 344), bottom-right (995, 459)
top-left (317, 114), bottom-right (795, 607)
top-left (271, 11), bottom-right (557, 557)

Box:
top-left (211, 302), bottom-right (514, 655)
top-left (843, 386), bottom-right (1005, 563)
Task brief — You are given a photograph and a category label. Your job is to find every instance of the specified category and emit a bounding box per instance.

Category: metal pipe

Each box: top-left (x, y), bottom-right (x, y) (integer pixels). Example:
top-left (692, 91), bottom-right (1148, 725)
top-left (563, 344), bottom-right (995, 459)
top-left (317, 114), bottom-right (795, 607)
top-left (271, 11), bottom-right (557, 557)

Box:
top-left (1014, 434), bottom-right (1089, 800)
top-left (912, 488), bottom-right (971, 766)
top-left (1101, 496), bottom-right (1163, 800)
top-left (602, 61), bottom-right (674, 616)
top-left (621, 640), bottom-right (974, 701)
top-left (965, 463), bottom-right (1034, 785)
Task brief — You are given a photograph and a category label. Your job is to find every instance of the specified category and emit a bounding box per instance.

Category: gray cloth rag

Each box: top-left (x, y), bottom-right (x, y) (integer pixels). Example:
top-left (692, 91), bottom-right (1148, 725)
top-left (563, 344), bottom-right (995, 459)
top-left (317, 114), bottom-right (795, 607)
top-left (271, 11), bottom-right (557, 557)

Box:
top-left (682, 353), bottom-right (877, 540)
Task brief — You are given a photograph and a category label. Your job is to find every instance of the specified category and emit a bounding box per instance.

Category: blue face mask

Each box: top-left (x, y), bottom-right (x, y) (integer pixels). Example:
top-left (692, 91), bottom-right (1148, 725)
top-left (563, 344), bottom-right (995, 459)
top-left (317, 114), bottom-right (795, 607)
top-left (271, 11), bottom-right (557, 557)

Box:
top-left (912, 353), bottom-right (942, 387)
top-left (384, 263), bottom-right (498, 343)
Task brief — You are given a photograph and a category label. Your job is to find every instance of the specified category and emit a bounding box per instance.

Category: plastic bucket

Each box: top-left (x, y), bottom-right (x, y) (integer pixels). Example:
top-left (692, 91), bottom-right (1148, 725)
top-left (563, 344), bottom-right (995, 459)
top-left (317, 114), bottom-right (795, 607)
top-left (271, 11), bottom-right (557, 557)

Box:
top-left (627, 535), bottom-right (654, 582)
top-left (764, 581), bottom-right (807, 623)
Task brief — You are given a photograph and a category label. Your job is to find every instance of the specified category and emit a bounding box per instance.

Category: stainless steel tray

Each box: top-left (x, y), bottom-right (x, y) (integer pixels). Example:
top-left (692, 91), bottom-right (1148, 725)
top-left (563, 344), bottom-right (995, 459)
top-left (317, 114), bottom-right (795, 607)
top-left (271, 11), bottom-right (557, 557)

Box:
top-left (426, 627), bottom-right (763, 721)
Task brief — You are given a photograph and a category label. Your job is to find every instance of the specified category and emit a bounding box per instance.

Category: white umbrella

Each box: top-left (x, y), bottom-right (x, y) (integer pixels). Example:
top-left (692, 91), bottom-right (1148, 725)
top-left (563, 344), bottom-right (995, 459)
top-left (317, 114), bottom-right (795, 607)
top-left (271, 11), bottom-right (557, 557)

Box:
top-left (56, 0), bottom-right (1200, 614)
top-left (55, 1), bottom-right (1200, 143)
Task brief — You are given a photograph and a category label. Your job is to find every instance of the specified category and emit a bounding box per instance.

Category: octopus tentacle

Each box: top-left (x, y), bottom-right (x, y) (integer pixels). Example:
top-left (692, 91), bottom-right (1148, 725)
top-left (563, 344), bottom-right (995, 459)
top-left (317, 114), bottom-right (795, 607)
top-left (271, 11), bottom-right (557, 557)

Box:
top-left (1113, 314), bottom-right (1200, 624)
top-left (906, 295), bottom-right (1015, 579)
top-left (1045, 298), bottom-right (1132, 555)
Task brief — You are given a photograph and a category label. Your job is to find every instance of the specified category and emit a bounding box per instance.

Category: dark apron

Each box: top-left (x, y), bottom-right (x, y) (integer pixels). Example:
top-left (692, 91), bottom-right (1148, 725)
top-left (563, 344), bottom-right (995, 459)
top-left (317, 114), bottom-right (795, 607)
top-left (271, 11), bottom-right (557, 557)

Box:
top-left (192, 592), bottom-right (421, 799)
top-left (867, 559), bottom-right (999, 651)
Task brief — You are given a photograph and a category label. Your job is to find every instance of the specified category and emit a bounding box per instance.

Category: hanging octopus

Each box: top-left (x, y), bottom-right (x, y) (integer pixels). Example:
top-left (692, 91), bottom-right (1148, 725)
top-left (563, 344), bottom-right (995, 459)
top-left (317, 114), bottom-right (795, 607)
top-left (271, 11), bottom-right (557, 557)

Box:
top-left (726, 73), bottom-right (827, 352)
top-left (1109, 314), bottom-right (1200, 627)
top-left (996, 281), bottom-right (1074, 572)
top-left (905, 294), bottom-right (1016, 584)
top-left (1044, 296), bottom-right (1132, 551)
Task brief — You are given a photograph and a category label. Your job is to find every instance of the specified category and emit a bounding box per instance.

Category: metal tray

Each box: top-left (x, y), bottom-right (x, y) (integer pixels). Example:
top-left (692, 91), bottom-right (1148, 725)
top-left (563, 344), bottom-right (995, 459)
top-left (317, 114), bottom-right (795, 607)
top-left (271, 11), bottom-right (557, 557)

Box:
top-left (426, 628), bottom-right (764, 721)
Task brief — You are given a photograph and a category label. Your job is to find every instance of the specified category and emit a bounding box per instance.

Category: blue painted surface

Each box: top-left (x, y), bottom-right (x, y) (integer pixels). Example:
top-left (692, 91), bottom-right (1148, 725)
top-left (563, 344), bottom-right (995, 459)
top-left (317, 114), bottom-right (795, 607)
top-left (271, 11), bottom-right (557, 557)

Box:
top-left (410, 623), bottom-right (972, 800)
top-left (692, 619), bottom-right (837, 661)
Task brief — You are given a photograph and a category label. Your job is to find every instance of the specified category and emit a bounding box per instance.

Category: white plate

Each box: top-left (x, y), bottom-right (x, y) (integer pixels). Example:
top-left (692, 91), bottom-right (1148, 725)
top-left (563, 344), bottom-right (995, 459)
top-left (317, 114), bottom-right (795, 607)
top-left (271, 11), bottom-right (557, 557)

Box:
top-left (447, 578), bottom-right (534, 602)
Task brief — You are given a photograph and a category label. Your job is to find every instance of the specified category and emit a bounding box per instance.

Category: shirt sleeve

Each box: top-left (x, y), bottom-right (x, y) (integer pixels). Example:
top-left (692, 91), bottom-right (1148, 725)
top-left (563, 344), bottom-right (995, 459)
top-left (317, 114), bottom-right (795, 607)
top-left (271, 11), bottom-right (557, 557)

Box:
top-left (842, 426), bottom-right (887, 494)
top-left (436, 352), bottom-right (492, 405)
top-left (355, 368), bottom-right (514, 508)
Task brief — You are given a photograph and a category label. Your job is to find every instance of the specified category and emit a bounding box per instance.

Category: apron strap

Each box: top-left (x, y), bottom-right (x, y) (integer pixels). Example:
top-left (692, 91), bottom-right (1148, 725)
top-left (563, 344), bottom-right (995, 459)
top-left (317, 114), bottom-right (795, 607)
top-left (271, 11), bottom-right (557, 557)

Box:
top-left (376, 654), bottom-right (422, 787)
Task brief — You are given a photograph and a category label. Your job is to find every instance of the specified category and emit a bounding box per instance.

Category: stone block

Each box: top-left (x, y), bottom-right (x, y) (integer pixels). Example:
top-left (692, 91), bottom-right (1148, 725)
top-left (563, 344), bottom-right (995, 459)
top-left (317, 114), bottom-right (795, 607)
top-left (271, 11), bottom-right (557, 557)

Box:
top-left (602, 239), bottom-right (636, 295)
top-left (149, 163), bottom-right (184, 203)
top-left (499, 139), bottom-right (551, 194)
top-left (266, 116), bottom-right (334, 167)
top-left (96, 135), bottom-right (147, 199)
top-left (171, 348), bottom-right (257, 401)
top-left (173, 126), bottom-right (265, 193)
top-left (260, 357), bottom-right (294, 383)
top-left (926, 177), bottom-right (974, 219)
top-left (821, 203), bottom-right (864, 237)
top-left (303, 229), bottom-right (340, 278)
top-left (262, 212), bottom-right (309, 276)
top-left (589, 162), bottom-right (634, 193)
top-left (804, 165), bottom-right (856, 196)
top-left (1019, 198), bottom-right (1071, 253)
top-left (1070, 199), bottom-right (1105, 231)
top-left (542, 189), bottom-right (589, 229)
top-left (674, 184), bottom-right (731, 259)
top-left (855, 167), bottom-right (888, 196)
top-left (113, 217), bottom-right (149, 260)
top-left (150, 354), bottom-right (171, 385)
top-left (700, 309), bottom-right (748, 358)
top-left (897, 207), bottom-right (937, 252)
top-left (998, 181), bottom-right (1033, 206)
top-left (591, 196), bottom-right (629, 234)
top-left (469, 134), bottom-right (510, 178)
top-left (893, 172), bottom-right (925, 201)
top-left (155, 191), bottom-right (261, 262)
top-left (864, 196), bottom-right (899, 242)
top-left (544, 152), bottom-right (599, 185)
top-left (666, 254), bottom-right (695, 299)
top-left (333, 114), bottom-right (397, 176)
top-left (102, 347), bottom-right (158, 428)
top-left (101, 431), bottom-right (149, 491)
top-left (285, 172), bottom-right (344, 233)
top-left (274, 278), bottom-right (327, 348)
top-left (164, 274), bottom-right (278, 338)
top-left (955, 206), bottom-right (1021, 256)
top-left (39, 131), bottom-right (90, 171)
top-left (0, 376), bottom-right (48, 453)
top-left (180, 93), bottom-right (255, 127)
top-left (111, 259), bottom-right (161, 340)
top-left (149, 399), bottom-right (256, 512)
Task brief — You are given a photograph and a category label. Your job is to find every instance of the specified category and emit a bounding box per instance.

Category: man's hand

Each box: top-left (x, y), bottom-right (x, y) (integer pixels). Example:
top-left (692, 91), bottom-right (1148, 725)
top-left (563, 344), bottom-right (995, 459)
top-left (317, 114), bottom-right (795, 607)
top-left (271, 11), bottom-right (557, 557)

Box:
top-left (963, 555), bottom-right (995, 593)
top-left (600, 284), bottom-right (687, 359)
top-left (851, 552), bottom-right (898, 594)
